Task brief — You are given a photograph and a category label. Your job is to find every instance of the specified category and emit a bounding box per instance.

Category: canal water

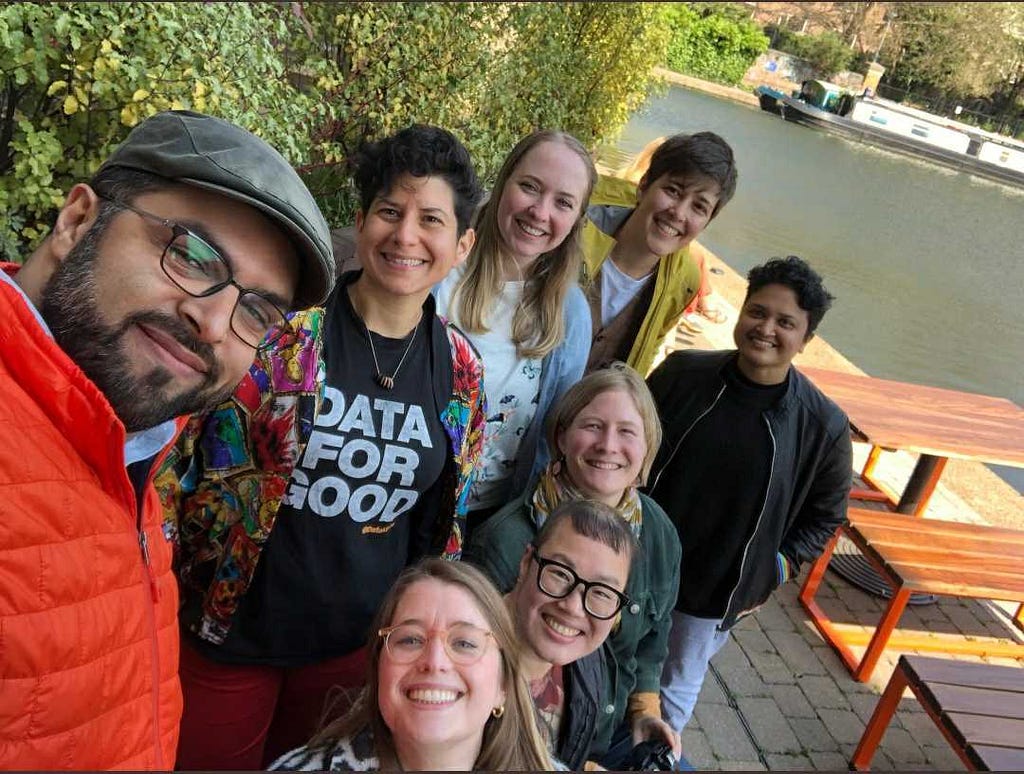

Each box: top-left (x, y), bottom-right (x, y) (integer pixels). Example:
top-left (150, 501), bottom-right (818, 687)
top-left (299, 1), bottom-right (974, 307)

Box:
top-left (597, 85), bottom-right (1024, 492)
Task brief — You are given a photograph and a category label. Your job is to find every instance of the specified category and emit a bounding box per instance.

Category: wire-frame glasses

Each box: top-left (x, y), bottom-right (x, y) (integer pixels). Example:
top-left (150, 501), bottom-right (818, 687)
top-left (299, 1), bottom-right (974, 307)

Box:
top-left (98, 195), bottom-right (290, 349)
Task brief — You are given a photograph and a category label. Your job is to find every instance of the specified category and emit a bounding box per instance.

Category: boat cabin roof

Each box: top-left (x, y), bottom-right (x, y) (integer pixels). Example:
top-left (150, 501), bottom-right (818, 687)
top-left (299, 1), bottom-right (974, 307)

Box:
top-left (809, 79), bottom-right (843, 92)
top-left (801, 80), bottom-right (846, 110)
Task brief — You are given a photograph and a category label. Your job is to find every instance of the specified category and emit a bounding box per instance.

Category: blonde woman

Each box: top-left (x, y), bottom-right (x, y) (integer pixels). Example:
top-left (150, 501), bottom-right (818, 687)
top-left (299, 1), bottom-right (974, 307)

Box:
top-left (434, 131), bottom-right (596, 532)
top-left (465, 364), bottom-right (682, 768)
top-left (270, 559), bottom-right (560, 771)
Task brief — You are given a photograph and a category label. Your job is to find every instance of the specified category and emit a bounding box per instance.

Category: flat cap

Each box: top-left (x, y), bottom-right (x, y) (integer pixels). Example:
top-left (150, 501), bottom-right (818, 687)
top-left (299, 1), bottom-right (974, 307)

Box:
top-left (99, 110), bottom-right (334, 308)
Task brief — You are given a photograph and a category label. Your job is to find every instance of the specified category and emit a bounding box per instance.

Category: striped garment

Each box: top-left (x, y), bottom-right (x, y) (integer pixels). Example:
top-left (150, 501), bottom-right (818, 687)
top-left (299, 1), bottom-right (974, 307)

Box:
top-left (269, 727), bottom-right (570, 771)
top-left (269, 729), bottom-right (377, 771)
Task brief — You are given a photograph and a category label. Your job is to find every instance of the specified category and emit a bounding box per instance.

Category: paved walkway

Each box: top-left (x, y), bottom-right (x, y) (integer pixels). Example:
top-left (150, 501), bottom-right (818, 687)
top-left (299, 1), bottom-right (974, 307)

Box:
top-left (677, 515), bottom-right (1024, 771)
top-left (658, 250), bottom-right (1024, 770)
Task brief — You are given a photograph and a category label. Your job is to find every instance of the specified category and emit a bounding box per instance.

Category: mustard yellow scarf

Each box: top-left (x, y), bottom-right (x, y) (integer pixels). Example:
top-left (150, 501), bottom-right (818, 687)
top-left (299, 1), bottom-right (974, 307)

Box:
top-left (530, 462), bottom-right (643, 538)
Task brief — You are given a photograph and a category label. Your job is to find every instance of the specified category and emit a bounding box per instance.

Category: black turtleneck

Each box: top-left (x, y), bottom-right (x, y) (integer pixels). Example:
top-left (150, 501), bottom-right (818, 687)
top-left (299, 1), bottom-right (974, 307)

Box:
top-left (651, 357), bottom-right (788, 618)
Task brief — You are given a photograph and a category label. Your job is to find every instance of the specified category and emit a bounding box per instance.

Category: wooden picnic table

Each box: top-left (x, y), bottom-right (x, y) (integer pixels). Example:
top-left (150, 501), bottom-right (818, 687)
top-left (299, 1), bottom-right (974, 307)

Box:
top-left (800, 507), bottom-right (1024, 682)
top-left (851, 654), bottom-right (1024, 771)
top-left (798, 366), bottom-right (1024, 517)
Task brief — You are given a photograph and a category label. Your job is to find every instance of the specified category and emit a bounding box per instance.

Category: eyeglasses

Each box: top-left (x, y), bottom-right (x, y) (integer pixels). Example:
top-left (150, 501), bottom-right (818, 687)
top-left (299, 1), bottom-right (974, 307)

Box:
top-left (531, 550), bottom-right (630, 620)
top-left (98, 195), bottom-right (290, 350)
top-left (379, 622), bottom-right (496, 666)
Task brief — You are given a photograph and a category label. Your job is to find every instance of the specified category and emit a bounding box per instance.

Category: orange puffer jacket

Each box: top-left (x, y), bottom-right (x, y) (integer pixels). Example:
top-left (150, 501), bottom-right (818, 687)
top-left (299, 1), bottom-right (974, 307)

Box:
top-left (0, 270), bottom-right (183, 769)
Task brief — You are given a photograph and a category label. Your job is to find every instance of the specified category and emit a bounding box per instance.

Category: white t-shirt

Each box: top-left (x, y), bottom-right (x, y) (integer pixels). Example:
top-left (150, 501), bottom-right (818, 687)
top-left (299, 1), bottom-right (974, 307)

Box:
top-left (435, 267), bottom-right (541, 509)
top-left (600, 257), bottom-right (653, 327)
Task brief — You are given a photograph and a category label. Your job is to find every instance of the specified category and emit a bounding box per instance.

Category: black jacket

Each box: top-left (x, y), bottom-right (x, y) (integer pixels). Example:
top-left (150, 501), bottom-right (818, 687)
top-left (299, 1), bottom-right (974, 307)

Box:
top-left (555, 648), bottom-right (605, 770)
top-left (647, 350), bottom-right (852, 630)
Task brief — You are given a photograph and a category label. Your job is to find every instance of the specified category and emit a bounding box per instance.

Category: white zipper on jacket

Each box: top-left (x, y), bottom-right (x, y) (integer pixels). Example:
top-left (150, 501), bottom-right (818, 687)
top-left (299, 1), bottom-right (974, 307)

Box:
top-left (722, 414), bottom-right (777, 628)
top-left (649, 383), bottom-right (727, 492)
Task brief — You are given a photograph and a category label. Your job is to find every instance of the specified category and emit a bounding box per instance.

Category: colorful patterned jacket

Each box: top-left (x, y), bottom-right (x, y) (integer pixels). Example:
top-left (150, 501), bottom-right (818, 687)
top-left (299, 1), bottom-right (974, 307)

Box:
top-left (155, 305), bottom-right (486, 645)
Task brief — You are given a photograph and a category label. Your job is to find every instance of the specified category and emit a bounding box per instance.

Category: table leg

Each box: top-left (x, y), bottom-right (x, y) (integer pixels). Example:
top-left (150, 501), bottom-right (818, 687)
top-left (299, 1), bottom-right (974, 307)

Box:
top-left (895, 454), bottom-right (947, 516)
top-left (850, 658), bottom-right (908, 770)
top-left (861, 444), bottom-right (883, 481)
top-left (799, 531), bottom-right (837, 609)
top-left (855, 585), bottom-right (911, 682)
top-left (853, 445), bottom-right (900, 507)
top-left (800, 530), bottom-right (867, 675)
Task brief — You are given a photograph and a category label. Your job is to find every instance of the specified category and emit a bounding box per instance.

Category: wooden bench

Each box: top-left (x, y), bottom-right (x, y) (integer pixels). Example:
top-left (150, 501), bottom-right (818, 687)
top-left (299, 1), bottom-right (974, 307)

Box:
top-left (851, 654), bottom-right (1024, 770)
top-left (799, 507), bottom-right (1024, 682)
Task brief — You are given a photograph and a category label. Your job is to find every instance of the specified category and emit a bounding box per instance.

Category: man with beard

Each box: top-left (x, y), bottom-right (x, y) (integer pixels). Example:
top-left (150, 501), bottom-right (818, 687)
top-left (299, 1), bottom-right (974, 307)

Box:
top-left (0, 111), bottom-right (335, 769)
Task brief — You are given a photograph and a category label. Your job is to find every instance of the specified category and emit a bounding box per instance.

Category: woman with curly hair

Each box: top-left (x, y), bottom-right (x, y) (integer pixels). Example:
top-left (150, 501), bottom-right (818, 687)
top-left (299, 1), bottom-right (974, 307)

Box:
top-left (161, 125), bottom-right (487, 769)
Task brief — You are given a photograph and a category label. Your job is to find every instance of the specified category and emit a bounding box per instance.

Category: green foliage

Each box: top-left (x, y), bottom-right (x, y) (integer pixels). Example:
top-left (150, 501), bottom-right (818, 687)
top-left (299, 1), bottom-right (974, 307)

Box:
top-left (883, 3), bottom-right (1019, 100)
top-left (772, 28), bottom-right (854, 78)
top-left (298, 2), bottom-right (672, 227)
top-left (663, 3), bottom-right (769, 86)
top-left (0, 2), bottom-right (322, 260)
top-left (289, 2), bottom-right (501, 227)
top-left (3, 2), bottom-right (671, 255)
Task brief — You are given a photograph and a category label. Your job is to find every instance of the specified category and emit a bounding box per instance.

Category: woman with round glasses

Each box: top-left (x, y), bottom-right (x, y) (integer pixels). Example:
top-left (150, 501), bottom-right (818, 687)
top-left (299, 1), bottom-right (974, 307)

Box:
top-left (465, 363), bottom-right (682, 767)
top-left (156, 125), bottom-right (488, 770)
top-left (507, 499), bottom-right (638, 769)
top-left (270, 559), bottom-right (559, 771)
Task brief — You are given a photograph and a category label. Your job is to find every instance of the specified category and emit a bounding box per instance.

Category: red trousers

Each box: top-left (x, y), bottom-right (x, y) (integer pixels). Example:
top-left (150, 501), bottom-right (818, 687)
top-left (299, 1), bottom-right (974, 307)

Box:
top-left (175, 638), bottom-right (367, 770)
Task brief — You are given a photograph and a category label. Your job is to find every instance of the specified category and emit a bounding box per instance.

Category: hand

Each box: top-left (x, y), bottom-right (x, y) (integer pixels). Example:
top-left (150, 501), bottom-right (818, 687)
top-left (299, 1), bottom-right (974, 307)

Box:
top-left (631, 714), bottom-right (682, 761)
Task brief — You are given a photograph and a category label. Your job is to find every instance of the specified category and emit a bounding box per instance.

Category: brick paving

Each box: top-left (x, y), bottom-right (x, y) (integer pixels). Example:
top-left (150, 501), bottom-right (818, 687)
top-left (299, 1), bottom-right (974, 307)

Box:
top-left (675, 558), bottom-right (1024, 770)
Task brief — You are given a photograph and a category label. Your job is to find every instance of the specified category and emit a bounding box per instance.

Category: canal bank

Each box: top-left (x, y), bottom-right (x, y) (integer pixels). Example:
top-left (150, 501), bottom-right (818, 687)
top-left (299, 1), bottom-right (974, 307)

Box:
top-left (653, 66), bottom-right (761, 110)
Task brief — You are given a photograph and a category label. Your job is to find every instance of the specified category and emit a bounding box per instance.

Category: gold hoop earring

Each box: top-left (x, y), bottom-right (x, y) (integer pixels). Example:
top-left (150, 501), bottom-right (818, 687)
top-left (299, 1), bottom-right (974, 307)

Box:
top-left (491, 705), bottom-right (505, 719)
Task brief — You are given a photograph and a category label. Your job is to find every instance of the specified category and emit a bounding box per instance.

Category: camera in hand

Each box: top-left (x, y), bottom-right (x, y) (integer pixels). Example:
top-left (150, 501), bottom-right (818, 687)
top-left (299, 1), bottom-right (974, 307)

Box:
top-left (623, 739), bottom-right (676, 770)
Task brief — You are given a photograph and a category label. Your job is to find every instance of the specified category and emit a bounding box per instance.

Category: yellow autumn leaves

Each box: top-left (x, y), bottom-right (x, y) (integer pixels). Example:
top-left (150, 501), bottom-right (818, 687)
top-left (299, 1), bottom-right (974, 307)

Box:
top-left (49, 39), bottom-right (214, 126)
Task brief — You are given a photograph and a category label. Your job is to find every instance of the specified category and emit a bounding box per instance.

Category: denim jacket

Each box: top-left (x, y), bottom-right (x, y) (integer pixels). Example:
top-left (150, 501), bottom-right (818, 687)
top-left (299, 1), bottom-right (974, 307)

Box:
top-left (511, 283), bottom-right (592, 496)
top-left (431, 278), bottom-right (591, 504)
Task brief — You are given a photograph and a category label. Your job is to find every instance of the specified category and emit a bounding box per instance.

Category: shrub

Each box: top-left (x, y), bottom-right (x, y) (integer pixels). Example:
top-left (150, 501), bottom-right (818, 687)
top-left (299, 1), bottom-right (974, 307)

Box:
top-left (771, 27), bottom-right (855, 78)
top-left (3, 2), bottom-right (672, 255)
top-left (0, 2), bottom-right (323, 260)
top-left (298, 2), bottom-right (673, 227)
top-left (664, 3), bottom-right (769, 86)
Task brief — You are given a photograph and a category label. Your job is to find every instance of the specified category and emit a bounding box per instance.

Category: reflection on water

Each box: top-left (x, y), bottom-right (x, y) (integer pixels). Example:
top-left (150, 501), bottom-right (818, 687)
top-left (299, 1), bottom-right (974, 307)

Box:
top-left (599, 85), bottom-right (1024, 492)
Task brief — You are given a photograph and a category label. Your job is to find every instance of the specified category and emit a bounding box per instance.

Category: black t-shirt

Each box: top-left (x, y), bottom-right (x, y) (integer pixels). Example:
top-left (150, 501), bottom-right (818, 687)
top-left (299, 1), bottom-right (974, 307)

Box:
top-left (211, 283), bottom-right (449, 665)
top-left (653, 357), bottom-right (787, 618)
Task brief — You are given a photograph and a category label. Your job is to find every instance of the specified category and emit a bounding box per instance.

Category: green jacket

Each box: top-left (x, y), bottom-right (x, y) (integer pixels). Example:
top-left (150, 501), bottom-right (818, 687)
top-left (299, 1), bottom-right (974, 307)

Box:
top-left (463, 491), bottom-right (681, 758)
top-left (581, 174), bottom-right (702, 376)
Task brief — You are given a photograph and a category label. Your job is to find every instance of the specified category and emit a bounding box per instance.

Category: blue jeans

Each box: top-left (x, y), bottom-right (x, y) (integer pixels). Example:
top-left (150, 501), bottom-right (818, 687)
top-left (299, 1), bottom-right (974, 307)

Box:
top-left (659, 610), bottom-right (730, 732)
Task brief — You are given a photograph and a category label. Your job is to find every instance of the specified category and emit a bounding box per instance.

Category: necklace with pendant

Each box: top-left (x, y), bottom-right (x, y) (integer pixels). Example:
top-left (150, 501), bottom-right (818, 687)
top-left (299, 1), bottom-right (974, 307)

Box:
top-left (364, 320), bottom-right (418, 390)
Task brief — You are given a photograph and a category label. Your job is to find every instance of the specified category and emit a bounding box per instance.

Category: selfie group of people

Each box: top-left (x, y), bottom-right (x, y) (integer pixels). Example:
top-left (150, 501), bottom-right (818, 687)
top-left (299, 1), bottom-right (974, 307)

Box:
top-left (1, 109), bottom-right (852, 771)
